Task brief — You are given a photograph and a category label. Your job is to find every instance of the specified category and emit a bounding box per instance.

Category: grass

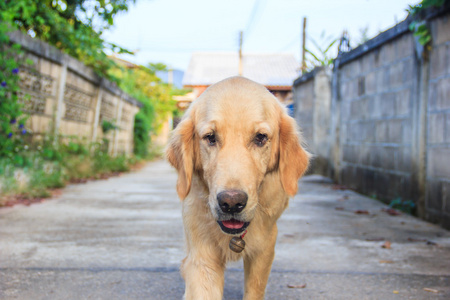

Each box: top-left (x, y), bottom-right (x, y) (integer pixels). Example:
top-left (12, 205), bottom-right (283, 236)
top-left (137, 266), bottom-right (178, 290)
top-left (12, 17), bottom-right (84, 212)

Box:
top-left (0, 139), bottom-right (162, 206)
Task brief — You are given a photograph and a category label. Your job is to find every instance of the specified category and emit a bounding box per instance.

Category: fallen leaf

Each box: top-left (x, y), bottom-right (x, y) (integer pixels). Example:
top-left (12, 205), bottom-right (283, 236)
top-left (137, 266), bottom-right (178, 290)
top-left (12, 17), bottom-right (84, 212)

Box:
top-left (379, 260), bottom-right (394, 264)
top-left (355, 210), bottom-right (369, 215)
top-left (382, 208), bottom-right (401, 216)
top-left (287, 284), bottom-right (307, 289)
top-left (393, 290), bottom-right (399, 294)
top-left (407, 237), bottom-right (426, 242)
top-left (423, 288), bottom-right (439, 293)
top-left (335, 207), bottom-right (345, 210)
top-left (381, 241), bottom-right (391, 249)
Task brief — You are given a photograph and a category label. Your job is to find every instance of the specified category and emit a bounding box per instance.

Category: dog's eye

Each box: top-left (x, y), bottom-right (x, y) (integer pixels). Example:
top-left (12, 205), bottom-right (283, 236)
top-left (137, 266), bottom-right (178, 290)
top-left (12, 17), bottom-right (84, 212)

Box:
top-left (204, 133), bottom-right (217, 146)
top-left (254, 133), bottom-right (268, 147)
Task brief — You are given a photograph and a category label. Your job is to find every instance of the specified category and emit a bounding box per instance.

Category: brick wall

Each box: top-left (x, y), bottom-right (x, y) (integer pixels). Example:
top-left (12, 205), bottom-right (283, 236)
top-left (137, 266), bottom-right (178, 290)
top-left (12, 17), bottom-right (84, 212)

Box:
top-left (9, 31), bottom-right (141, 155)
top-left (338, 32), bottom-right (417, 200)
top-left (426, 15), bottom-right (450, 227)
top-left (293, 67), bottom-right (331, 175)
top-left (293, 8), bottom-right (450, 229)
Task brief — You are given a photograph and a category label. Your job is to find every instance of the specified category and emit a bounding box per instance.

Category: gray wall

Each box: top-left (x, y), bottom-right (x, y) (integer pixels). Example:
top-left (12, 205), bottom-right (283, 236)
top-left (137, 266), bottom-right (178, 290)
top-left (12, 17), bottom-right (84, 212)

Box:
top-left (293, 8), bottom-right (450, 229)
top-left (426, 15), bottom-right (450, 227)
top-left (8, 31), bottom-right (141, 155)
top-left (337, 32), bottom-right (416, 202)
top-left (294, 67), bottom-right (331, 175)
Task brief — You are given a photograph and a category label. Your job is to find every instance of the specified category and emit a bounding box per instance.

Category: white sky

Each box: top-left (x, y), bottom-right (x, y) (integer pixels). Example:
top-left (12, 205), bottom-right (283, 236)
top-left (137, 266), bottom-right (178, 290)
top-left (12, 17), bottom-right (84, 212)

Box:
top-left (103, 0), bottom-right (417, 71)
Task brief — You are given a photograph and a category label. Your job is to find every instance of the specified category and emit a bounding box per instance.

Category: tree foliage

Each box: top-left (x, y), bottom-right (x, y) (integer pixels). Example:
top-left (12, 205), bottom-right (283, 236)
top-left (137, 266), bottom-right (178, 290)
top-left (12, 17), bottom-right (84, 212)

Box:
top-left (108, 64), bottom-right (179, 157)
top-left (1, 0), bottom-right (134, 77)
top-left (408, 0), bottom-right (449, 49)
top-left (1, 0), bottom-right (183, 160)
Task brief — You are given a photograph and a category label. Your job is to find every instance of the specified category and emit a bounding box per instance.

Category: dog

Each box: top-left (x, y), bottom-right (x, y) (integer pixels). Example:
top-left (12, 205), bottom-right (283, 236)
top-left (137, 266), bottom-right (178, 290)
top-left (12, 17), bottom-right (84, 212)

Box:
top-left (166, 76), bottom-right (309, 299)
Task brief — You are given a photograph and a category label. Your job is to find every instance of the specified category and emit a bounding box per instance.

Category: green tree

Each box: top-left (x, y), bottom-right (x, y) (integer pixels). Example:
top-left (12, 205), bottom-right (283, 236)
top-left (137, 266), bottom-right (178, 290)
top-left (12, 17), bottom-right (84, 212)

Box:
top-left (0, 0), bottom-right (135, 158)
top-left (108, 64), bottom-right (179, 157)
top-left (1, 0), bottom-right (134, 77)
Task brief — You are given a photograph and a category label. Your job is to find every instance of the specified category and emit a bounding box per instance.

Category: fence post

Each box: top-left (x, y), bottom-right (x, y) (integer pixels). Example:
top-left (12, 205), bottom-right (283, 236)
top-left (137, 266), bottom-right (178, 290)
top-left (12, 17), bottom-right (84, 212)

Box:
top-left (91, 80), bottom-right (104, 143)
top-left (54, 60), bottom-right (68, 138)
top-left (112, 95), bottom-right (124, 156)
top-left (412, 51), bottom-right (430, 219)
top-left (329, 58), bottom-right (341, 182)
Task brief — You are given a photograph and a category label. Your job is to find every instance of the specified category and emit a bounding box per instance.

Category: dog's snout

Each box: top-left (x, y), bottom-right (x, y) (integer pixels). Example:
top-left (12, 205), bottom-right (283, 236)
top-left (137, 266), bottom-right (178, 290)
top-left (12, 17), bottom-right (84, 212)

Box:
top-left (217, 190), bottom-right (248, 214)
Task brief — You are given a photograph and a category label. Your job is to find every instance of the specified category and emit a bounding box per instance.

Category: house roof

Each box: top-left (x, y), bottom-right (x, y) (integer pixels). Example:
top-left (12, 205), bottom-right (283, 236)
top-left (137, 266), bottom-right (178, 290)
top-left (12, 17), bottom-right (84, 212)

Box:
top-left (183, 52), bottom-right (300, 89)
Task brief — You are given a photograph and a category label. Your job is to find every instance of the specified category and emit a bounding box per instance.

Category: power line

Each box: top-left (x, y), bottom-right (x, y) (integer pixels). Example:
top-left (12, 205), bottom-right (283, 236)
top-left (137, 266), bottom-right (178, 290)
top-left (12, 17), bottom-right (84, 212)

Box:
top-left (277, 34), bottom-right (299, 52)
top-left (243, 0), bottom-right (268, 46)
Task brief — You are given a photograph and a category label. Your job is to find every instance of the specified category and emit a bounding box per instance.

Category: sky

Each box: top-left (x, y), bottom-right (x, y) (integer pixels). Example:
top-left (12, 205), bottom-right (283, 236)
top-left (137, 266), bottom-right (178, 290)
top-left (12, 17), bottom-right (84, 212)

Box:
top-left (102, 0), bottom-right (417, 71)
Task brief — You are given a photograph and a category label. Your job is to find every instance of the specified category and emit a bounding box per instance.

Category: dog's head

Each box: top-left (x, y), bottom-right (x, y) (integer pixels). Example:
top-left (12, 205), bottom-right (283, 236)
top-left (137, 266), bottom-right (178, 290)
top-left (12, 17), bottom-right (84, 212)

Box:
top-left (166, 77), bottom-right (309, 235)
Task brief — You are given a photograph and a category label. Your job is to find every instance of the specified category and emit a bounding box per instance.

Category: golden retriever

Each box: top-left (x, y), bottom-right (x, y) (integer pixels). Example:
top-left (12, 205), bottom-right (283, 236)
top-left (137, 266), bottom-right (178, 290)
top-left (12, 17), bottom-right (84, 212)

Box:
top-left (166, 76), bottom-right (309, 300)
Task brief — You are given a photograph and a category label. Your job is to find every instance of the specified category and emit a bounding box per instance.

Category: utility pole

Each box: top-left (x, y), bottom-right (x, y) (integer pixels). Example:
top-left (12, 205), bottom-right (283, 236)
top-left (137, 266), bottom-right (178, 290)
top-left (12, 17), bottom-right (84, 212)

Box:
top-left (301, 17), bottom-right (307, 74)
top-left (168, 66), bottom-right (173, 86)
top-left (239, 31), bottom-right (243, 76)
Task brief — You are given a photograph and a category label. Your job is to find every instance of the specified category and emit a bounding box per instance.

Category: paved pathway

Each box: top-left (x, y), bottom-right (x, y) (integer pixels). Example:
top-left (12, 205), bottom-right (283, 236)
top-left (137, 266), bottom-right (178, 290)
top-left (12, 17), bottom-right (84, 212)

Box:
top-left (1, 160), bottom-right (450, 299)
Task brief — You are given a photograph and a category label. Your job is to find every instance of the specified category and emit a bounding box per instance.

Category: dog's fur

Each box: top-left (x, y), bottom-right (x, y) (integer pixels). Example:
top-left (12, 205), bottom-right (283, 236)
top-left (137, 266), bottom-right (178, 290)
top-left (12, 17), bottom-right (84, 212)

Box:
top-left (166, 76), bottom-right (309, 299)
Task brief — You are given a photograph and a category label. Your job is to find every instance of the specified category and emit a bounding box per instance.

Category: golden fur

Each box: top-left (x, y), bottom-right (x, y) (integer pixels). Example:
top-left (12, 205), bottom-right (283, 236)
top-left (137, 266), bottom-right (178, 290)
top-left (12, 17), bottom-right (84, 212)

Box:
top-left (166, 76), bottom-right (309, 299)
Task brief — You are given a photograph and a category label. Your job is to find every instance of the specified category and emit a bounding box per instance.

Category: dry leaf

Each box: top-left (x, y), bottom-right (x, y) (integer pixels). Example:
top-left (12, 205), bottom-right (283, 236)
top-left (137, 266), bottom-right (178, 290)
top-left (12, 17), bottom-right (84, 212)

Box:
top-left (382, 208), bottom-right (401, 216)
top-left (381, 241), bottom-right (391, 249)
top-left (332, 185), bottom-right (348, 190)
top-left (379, 260), bottom-right (394, 264)
top-left (283, 234), bottom-right (295, 238)
top-left (287, 284), bottom-right (307, 289)
top-left (355, 210), bottom-right (369, 215)
top-left (393, 290), bottom-right (399, 294)
top-left (423, 288), bottom-right (439, 293)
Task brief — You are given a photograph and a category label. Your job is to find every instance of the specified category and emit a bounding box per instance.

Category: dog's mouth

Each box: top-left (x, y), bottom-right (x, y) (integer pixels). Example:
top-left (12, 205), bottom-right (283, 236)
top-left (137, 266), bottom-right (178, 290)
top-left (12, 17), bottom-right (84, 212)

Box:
top-left (217, 218), bottom-right (250, 235)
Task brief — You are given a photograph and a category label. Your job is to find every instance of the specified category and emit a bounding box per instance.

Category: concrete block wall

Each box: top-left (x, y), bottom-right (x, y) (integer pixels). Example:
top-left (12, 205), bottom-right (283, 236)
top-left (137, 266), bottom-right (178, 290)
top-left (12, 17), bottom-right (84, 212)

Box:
top-left (9, 30), bottom-right (142, 155)
top-left (426, 15), bottom-right (450, 227)
top-left (338, 33), bottom-right (417, 201)
top-left (293, 7), bottom-right (450, 229)
top-left (293, 76), bottom-right (314, 145)
top-left (293, 67), bottom-right (331, 175)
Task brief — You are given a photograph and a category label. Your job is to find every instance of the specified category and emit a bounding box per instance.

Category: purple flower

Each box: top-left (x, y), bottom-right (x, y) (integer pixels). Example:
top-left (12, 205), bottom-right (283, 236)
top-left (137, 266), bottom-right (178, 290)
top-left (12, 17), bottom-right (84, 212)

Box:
top-left (19, 124), bottom-right (24, 129)
top-left (7, 132), bottom-right (13, 138)
top-left (21, 129), bottom-right (27, 134)
top-left (12, 68), bottom-right (19, 74)
top-left (10, 118), bottom-right (16, 124)
top-left (1, 81), bottom-right (6, 88)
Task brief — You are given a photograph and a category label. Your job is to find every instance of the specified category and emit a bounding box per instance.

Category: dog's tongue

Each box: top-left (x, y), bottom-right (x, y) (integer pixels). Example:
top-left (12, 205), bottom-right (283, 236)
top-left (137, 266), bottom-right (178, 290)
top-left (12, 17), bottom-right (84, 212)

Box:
top-left (222, 219), bottom-right (244, 229)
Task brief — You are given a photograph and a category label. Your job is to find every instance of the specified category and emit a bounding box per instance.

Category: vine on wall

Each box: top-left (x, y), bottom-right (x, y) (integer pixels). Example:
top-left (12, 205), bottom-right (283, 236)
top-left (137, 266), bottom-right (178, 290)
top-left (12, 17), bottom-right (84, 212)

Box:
top-left (408, 0), bottom-right (449, 54)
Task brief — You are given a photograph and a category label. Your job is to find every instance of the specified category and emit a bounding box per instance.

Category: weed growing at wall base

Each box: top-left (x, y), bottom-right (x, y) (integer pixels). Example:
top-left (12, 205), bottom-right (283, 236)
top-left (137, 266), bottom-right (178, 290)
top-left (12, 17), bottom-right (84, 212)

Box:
top-left (0, 138), bottom-right (150, 206)
top-left (389, 198), bottom-right (416, 215)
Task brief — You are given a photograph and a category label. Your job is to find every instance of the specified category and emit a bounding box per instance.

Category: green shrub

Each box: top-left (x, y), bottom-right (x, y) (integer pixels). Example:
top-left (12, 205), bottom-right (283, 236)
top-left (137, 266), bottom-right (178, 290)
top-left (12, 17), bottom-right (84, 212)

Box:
top-left (389, 197), bottom-right (416, 215)
top-left (0, 138), bottom-right (143, 204)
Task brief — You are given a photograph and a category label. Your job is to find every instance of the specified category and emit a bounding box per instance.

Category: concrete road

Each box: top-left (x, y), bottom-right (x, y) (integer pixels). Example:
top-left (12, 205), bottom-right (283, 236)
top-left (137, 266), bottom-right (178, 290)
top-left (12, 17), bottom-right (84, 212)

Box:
top-left (1, 160), bottom-right (450, 299)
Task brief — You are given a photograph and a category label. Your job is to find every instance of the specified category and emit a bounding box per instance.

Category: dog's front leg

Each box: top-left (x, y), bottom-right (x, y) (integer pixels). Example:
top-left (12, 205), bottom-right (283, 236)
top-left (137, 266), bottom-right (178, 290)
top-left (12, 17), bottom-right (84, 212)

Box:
top-left (181, 251), bottom-right (226, 300)
top-left (243, 227), bottom-right (277, 300)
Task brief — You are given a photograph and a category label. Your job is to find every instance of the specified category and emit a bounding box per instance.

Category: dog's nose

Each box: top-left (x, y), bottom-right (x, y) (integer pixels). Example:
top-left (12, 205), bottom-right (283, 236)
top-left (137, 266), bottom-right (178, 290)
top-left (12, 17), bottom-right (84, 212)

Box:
top-left (217, 190), bottom-right (248, 214)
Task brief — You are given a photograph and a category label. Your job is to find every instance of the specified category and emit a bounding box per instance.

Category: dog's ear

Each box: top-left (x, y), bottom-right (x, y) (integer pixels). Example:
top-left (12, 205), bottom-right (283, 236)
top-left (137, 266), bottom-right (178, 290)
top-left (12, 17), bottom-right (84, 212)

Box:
top-left (166, 117), bottom-right (196, 200)
top-left (278, 113), bottom-right (310, 196)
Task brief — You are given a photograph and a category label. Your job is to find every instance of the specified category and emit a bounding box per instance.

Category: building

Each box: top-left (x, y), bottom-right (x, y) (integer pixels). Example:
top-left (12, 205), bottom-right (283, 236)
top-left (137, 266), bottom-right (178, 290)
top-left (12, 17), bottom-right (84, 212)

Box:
top-left (182, 52), bottom-right (300, 107)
